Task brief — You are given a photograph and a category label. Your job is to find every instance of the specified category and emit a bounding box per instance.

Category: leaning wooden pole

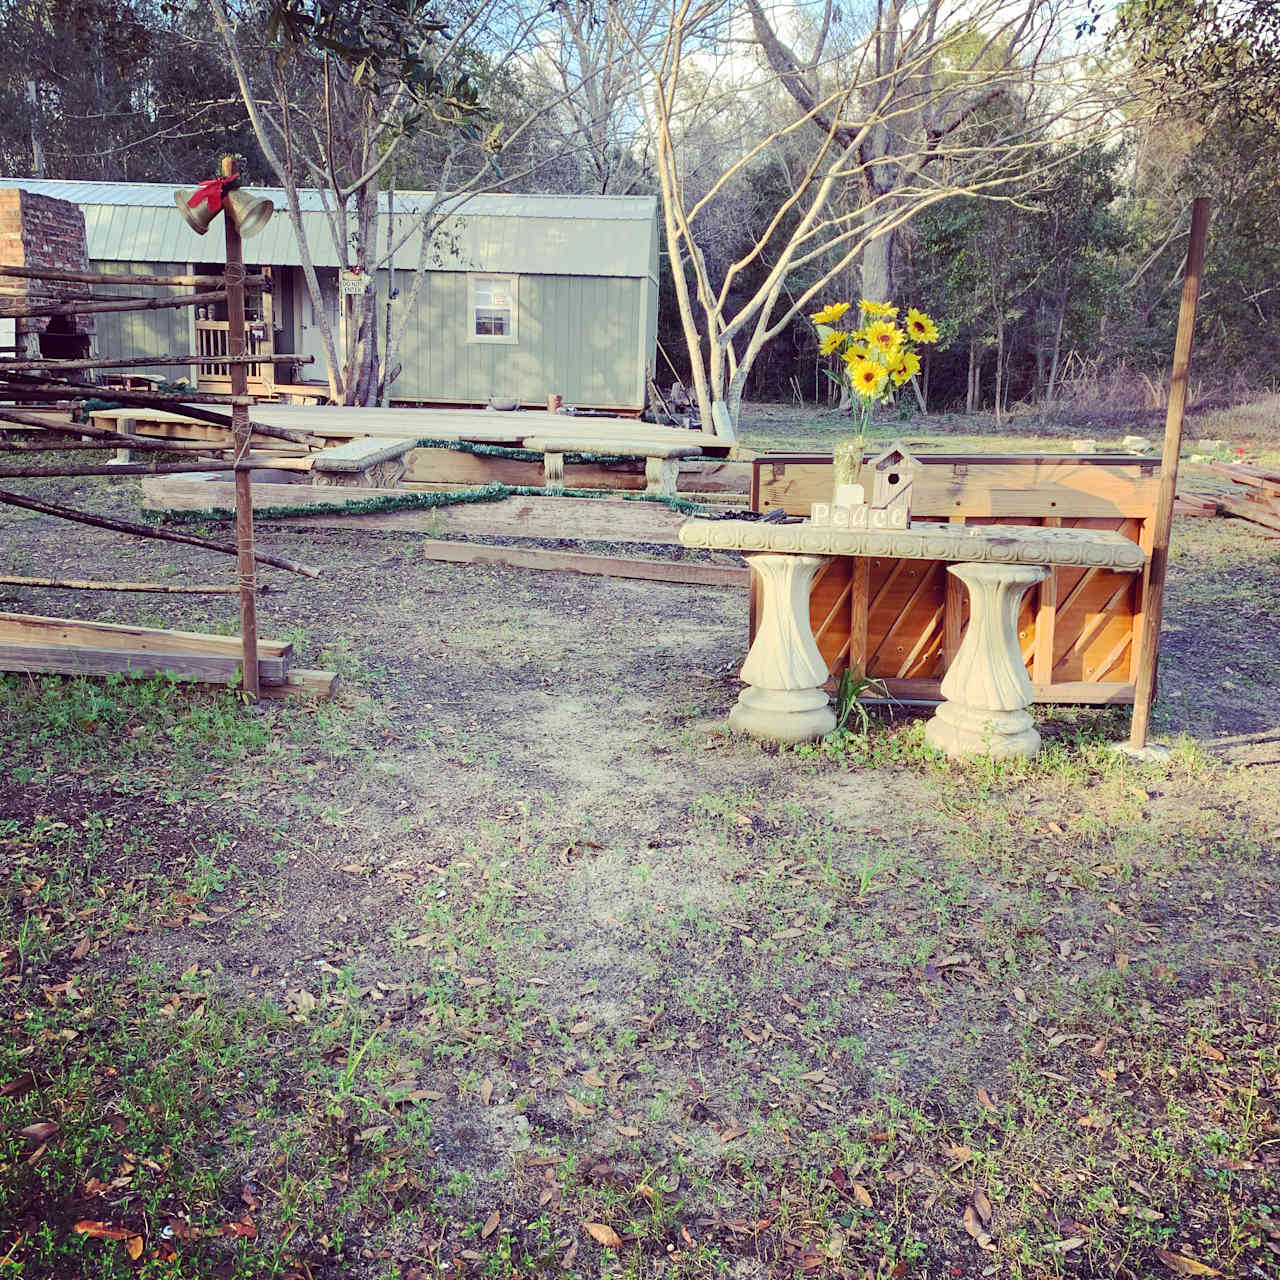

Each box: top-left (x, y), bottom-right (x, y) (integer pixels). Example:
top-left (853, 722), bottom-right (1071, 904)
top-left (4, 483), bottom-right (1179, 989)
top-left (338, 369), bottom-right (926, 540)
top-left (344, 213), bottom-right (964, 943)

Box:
top-left (223, 161), bottom-right (261, 701)
top-left (1129, 196), bottom-right (1211, 749)
top-left (0, 488), bottom-right (320, 578)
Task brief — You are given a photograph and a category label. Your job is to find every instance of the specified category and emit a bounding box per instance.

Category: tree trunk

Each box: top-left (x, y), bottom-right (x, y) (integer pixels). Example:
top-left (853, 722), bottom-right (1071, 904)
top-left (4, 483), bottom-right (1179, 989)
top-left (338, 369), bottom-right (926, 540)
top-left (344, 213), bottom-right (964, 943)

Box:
top-left (860, 225), bottom-right (896, 302)
top-left (1046, 287), bottom-right (1069, 402)
top-left (993, 317), bottom-right (1005, 423)
top-left (966, 336), bottom-right (978, 414)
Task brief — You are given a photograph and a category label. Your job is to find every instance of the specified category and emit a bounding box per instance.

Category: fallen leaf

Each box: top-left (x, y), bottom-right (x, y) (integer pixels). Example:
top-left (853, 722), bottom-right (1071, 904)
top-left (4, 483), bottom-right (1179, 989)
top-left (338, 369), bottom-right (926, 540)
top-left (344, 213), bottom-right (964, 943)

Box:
top-left (564, 1093), bottom-right (595, 1119)
top-left (973, 1189), bottom-right (993, 1227)
top-left (852, 1183), bottom-right (873, 1208)
top-left (73, 1220), bottom-right (131, 1240)
top-left (615, 1125), bottom-right (641, 1138)
top-left (124, 1235), bottom-right (143, 1260)
top-left (720, 1126), bottom-right (748, 1142)
top-left (20, 1120), bottom-right (60, 1143)
top-left (0, 1073), bottom-right (35, 1100)
top-left (584, 1222), bottom-right (622, 1249)
top-left (976, 1088), bottom-right (998, 1113)
top-left (1044, 1237), bottom-right (1085, 1253)
top-left (962, 1206), bottom-right (995, 1251)
top-left (1192, 1040), bottom-right (1225, 1063)
top-left (580, 1068), bottom-right (605, 1088)
top-left (1156, 1249), bottom-right (1222, 1276)
top-left (946, 1144), bottom-right (973, 1167)
top-left (480, 1077), bottom-right (494, 1106)
top-left (71, 935), bottom-right (90, 961)
top-left (481, 1209), bottom-right (500, 1239)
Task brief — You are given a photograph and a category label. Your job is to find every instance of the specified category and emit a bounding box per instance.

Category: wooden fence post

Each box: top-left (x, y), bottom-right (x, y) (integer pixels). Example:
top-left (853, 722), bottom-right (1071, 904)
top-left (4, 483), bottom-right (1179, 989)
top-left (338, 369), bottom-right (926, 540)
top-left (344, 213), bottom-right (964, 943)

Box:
top-left (1129, 196), bottom-right (1211, 749)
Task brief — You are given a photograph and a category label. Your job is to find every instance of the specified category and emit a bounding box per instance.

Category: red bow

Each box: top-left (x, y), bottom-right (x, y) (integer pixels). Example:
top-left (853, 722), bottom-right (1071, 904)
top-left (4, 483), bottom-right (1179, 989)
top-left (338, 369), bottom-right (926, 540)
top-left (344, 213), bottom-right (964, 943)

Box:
top-left (187, 173), bottom-right (239, 214)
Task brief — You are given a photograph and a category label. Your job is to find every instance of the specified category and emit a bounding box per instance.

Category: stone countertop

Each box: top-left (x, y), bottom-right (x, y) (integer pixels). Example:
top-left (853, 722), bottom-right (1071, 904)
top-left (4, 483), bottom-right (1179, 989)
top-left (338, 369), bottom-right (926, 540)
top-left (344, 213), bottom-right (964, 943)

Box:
top-left (678, 518), bottom-right (1146, 572)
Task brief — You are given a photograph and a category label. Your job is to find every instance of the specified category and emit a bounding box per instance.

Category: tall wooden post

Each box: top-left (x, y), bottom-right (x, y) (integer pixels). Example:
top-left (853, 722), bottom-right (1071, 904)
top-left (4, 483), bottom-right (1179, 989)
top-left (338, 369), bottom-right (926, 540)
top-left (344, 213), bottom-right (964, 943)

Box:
top-left (1129, 196), bottom-right (1211, 748)
top-left (222, 156), bottom-right (260, 700)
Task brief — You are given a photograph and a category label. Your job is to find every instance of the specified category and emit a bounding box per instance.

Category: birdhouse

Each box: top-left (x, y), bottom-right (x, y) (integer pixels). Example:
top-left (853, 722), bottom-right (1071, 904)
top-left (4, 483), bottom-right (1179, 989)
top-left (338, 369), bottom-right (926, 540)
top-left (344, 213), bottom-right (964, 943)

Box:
top-left (867, 441), bottom-right (920, 527)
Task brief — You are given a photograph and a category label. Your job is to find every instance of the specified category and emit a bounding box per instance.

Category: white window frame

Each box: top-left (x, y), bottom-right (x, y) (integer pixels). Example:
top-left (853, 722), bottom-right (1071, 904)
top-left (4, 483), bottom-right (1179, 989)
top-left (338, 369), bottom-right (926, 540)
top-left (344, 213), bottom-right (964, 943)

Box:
top-left (467, 273), bottom-right (518, 345)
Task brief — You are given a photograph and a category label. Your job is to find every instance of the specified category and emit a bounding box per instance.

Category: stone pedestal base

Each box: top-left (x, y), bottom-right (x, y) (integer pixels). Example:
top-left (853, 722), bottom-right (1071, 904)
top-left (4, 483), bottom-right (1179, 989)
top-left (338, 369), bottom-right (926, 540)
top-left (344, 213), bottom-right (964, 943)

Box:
top-left (730, 551), bottom-right (835, 744)
top-left (729, 685), bottom-right (835, 743)
top-left (925, 561), bottom-right (1049, 760)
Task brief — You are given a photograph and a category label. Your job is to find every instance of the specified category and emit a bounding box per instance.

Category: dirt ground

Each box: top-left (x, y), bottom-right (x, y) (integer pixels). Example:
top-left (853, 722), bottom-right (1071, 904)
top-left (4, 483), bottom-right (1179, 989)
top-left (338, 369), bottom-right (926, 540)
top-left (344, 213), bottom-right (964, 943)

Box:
top-left (1, 411), bottom-right (1278, 1279)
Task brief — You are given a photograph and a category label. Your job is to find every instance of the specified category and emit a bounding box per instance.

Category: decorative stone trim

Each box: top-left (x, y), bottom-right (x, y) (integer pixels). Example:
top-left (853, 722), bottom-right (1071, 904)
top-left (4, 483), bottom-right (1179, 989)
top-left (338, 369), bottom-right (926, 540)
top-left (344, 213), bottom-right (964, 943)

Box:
top-left (678, 518), bottom-right (1146, 572)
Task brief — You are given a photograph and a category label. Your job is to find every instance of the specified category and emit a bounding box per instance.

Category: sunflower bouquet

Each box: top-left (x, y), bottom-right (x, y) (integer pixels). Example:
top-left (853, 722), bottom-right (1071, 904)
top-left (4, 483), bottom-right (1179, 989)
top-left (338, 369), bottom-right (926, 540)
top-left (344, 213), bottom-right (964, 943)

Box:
top-left (811, 297), bottom-right (938, 423)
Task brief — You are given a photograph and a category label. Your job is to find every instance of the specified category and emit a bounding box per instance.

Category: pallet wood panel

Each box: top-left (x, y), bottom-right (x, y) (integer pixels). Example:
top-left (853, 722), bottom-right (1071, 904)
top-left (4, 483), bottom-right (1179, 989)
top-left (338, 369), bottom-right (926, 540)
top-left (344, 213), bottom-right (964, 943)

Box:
top-left (752, 454), bottom-right (1157, 704)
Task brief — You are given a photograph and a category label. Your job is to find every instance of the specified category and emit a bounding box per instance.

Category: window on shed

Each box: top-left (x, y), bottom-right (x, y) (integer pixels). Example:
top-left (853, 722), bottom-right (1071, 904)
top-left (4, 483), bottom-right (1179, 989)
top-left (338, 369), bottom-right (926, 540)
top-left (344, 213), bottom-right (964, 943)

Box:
top-left (469, 274), bottom-right (518, 343)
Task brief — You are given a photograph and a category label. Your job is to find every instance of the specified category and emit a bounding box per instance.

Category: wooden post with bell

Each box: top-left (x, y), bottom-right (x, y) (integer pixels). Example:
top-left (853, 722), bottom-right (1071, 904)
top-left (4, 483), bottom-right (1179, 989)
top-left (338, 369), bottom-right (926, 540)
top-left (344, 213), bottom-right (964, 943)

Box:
top-left (222, 155), bottom-right (261, 700)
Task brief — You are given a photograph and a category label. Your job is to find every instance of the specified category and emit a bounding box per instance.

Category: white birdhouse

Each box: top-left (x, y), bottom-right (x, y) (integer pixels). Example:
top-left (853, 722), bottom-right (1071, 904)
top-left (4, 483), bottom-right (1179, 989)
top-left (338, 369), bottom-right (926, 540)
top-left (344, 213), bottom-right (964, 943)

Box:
top-left (868, 441), bottom-right (921, 516)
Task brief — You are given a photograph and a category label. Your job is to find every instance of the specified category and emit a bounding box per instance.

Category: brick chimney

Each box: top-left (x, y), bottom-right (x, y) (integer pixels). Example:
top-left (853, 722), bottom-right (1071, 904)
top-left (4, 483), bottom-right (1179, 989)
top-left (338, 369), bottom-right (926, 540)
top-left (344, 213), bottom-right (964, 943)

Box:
top-left (0, 187), bottom-right (94, 359)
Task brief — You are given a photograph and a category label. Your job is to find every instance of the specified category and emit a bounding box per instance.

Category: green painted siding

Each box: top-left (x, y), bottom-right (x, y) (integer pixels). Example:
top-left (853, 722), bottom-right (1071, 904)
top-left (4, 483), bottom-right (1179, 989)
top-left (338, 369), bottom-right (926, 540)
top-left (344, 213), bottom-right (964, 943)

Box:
top-left (389, 271), bottom-right (646, 409)
top-left (92, 260), bottom-right (196, 381)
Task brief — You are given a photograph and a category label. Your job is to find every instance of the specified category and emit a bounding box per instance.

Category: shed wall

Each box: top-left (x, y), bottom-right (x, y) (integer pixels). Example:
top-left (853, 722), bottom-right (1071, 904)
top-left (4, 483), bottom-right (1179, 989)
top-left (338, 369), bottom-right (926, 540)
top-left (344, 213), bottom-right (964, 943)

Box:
top-left (388, 270), bottom-right (646, 409)
top-left (91, 260), bottom-right (195, 381)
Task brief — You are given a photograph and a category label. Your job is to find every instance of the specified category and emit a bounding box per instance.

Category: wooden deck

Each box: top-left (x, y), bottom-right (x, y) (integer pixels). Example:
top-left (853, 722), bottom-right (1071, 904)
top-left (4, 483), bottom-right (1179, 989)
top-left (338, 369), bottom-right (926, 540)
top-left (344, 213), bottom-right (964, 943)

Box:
top-left (88, 405), bottom-right (728, 455)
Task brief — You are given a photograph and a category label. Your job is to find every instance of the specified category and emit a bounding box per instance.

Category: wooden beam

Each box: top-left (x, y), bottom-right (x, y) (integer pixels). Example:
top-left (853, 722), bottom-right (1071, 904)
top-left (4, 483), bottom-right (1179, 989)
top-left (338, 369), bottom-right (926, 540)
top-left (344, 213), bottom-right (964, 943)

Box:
top-left (0, 264), bottom-right (266, 288)
top-left (0, 289), bottom-right (228, 321)
top-left (1130, 196), bottom-right (1210, 749)
top-left (0, 611), bottom-right (289, 657)
top-left (0, 642), bottom-right (286, 685)
top-left (0, 353), bottom-right (310, 373)
top-left (418, 540), bottom-right (747, 586)
top-left (257, 668), bottom-right (340, 700)
top-left (0, 575), bottom-right (239, 594)
top-left (1218, 495), bottom-right (1280, 533)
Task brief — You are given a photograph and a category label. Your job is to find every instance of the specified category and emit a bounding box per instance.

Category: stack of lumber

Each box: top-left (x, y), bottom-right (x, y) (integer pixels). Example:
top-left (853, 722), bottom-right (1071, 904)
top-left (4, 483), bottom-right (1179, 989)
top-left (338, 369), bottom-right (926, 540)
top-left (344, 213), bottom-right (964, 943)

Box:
top-left (1173, 489), bottom-right (1220, 517)
top-left (1189, 461), bottom-right (1280, 532)
top-left (0, 612), bottom-right (337, 698)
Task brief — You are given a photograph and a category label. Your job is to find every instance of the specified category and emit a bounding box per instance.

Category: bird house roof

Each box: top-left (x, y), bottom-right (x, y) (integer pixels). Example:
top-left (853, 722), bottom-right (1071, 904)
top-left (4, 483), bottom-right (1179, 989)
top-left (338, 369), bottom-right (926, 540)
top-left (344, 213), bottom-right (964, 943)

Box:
top-left (868, 440), bottom-right (922, 471)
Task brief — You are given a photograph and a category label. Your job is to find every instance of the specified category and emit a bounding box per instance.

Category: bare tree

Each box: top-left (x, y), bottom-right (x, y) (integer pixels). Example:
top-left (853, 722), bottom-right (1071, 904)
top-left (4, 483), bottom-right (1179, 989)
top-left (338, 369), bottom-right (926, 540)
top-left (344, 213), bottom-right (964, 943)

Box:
top-left (516, 0), bottom-right (661, 194)
top-left (632, 0), bottom-right (1130, 434)
top-left (208, 0), bottom-right (575, 403)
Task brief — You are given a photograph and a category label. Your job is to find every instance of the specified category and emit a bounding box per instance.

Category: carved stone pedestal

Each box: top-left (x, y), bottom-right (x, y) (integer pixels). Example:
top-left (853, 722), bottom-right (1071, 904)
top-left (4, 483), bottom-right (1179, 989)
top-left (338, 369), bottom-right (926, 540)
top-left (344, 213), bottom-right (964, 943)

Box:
top-left (729, 552), bottom-right (835, 743)
top-left (925, 562), bottom-right (1049, 759)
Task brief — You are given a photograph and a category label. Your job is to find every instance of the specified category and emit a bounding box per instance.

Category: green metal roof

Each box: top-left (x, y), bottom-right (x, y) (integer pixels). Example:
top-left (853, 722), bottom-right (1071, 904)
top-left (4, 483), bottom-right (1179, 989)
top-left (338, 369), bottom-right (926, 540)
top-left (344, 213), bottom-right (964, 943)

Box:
top-left (2, 180), bottom-right (659, 280)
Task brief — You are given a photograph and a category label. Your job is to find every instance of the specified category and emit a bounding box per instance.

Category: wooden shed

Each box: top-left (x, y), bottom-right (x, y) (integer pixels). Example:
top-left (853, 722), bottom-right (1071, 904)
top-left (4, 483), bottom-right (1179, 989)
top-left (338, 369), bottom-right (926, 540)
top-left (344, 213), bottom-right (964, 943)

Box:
top-left (0, 179), bottom-right (660, 413)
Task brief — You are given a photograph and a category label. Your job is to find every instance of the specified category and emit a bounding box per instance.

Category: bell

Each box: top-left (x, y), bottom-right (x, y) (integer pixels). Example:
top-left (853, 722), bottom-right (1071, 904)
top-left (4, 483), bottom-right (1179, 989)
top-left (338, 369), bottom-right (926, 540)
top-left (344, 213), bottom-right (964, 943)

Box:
top-left (224, 188), bottom-right (274, 238)
top-left (174, 189), bottom-right (218, 235)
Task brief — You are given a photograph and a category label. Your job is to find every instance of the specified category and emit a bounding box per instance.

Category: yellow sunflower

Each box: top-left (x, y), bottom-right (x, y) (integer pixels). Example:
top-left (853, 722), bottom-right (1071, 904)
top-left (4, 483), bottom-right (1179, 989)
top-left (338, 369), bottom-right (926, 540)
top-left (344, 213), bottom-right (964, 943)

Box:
top-left (819, 329), bottom-right (848, 356)
top-left (846, 356), bottom-right (888, 397)
top-left (905, 307), bottom-right (939, 344)
top-left (810, 301), bottom-right (851, 325)
top-left (865, 320), bottom-right (904, 356)
top-left (889, 349), bottom-right (922, 386)
top-left (859, 299), bottom-right (898, 318)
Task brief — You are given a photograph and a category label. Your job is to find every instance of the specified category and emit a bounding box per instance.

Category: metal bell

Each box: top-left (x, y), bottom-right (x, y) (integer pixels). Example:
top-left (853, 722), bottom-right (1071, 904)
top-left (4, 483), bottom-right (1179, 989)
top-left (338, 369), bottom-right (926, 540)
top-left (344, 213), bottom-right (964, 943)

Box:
top-left (174, 189), bottom-right (218, 235)
top-left (224, 188), bottom-right (274, 238)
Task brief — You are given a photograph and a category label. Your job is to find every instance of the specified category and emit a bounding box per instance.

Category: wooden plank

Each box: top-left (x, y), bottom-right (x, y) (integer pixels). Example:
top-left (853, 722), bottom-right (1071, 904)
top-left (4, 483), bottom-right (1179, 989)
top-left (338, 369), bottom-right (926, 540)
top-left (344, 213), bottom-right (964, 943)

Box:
top-left (0, 642), bottom-right (287, 684)
top-left (848, 558), bottom-right (870, 680)
top-left (405, 447), bottom-right (643, 490)
top-left (868, 678), bottom-right (1135, 705)
top-left (418, 540), bottom-right (748, 586)
top-left (1032, 516), bottom-right (1060, 684)
top-left (754, 455), bottom-right (1160, 519)
top-left (0, 612), bottom-right (289, 659)
top-left (1218, 495), bottom-right (1280, 532)
top-left (257, 668), bottom-right (340, 700)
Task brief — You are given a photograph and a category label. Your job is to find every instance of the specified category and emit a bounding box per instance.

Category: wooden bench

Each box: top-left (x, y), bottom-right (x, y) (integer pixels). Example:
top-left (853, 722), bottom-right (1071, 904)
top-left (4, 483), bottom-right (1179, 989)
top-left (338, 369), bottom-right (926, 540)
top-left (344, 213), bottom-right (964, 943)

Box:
top-left (310, 436), bottom-right (418, 488)
top-left (521, 436), bottom-right (702, 498)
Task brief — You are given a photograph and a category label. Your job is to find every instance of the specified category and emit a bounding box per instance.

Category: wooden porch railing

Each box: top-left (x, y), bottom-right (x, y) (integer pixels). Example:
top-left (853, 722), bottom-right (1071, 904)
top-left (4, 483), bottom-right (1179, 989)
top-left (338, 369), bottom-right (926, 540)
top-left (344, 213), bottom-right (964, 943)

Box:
top-left (195, 319), bottom-right (276, 392)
